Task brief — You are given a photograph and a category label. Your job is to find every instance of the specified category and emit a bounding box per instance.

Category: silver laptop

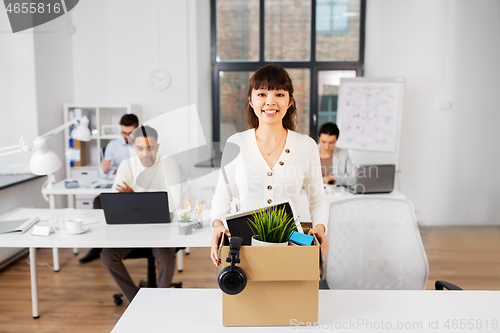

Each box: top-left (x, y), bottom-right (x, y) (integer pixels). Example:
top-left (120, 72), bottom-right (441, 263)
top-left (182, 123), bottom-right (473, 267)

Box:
top-left (347, 164), bottom-right (396, 194)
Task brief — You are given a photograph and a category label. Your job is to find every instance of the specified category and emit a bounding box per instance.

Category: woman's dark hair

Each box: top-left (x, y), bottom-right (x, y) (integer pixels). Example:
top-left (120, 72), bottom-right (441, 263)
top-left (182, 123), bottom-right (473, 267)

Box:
top-left (319, 122), bottom-right (340, 139)
top-left (120, 114), bottom-right (139, 128)
top-left (246, 64), bottom-right (298, 131)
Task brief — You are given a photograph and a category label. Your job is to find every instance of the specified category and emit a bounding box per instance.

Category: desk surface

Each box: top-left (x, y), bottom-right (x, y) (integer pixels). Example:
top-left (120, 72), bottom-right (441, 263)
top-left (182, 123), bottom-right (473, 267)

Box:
top-left (41, 178), bottom-right (114, 195)
top-left (112, 288), bottom-right (500, 333)
top-left (297, 186), bottom-right (405, 222)
top-left (0, 208), bottom-right (212, 248)
top-left (0, 174), bottom-right (42, 190)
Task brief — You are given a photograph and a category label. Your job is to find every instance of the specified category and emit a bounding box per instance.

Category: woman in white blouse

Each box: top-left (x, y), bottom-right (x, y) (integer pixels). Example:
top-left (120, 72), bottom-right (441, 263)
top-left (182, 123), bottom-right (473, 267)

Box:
top-left (210, 64), bottom-right (329, 266)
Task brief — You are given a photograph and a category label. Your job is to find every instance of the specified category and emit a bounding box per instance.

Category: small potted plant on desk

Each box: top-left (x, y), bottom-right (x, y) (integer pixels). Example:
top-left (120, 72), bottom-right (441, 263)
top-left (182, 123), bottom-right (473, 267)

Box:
top-left (178, 211), bottom-right (194, 235)
top-left (247, 205), bottom-right (298, 246)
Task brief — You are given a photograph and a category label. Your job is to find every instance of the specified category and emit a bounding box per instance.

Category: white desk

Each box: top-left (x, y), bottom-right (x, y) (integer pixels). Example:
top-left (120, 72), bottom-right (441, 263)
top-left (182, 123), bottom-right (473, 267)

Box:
top-left (41, 178), bottom-right (114, 208)
top-left (297, 186), bottom-right (406, 222)
top-left (0, 208), bottom-right (212, 318)
top-left (40, 178), bottom-right (114, 270)
top-left (112, 288), bottom-right (500, 333)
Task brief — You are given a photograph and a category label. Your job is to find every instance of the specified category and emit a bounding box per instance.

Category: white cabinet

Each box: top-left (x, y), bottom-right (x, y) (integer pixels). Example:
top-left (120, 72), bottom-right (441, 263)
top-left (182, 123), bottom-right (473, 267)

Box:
top-left (63, 104), bottom-right (141, 208)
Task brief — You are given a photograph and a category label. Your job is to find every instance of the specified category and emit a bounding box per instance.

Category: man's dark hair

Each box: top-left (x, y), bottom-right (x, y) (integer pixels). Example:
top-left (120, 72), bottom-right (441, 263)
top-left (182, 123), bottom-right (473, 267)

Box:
top-left (131, 125), bottom-right (158, 144)
top-left (319, 122), bottom-right (340, 139)
top-left (120, 114), bottom-right (139, 128)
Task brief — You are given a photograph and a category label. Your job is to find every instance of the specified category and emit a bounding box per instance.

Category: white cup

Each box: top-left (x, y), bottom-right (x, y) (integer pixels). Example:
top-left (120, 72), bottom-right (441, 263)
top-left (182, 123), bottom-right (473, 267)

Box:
top-left (65, 219), bottom-right (83, 232)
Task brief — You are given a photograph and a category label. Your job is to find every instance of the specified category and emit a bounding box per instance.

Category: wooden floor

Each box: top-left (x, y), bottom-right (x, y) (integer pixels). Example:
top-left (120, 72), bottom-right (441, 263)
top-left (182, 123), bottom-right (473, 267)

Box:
top-left (0, 226), bottom-right (499, 333)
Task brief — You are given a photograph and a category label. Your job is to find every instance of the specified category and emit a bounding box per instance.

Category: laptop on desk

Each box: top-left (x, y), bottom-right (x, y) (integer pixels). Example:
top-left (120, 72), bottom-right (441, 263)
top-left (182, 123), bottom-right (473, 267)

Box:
top-left (100, 192), bottom-right (171, 224)
top-left (346, 164), bottom-right (396, 194)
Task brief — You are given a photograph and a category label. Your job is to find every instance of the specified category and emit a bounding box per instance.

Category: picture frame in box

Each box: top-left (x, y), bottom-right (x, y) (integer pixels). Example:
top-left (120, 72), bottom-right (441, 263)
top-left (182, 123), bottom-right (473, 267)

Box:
top-left (222, 200), bottom-right (303, 246)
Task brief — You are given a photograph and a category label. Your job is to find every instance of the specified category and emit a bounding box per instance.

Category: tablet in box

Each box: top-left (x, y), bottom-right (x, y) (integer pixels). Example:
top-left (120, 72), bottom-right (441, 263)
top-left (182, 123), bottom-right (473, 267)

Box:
top-left (222, 201), bottom-right (303, 246)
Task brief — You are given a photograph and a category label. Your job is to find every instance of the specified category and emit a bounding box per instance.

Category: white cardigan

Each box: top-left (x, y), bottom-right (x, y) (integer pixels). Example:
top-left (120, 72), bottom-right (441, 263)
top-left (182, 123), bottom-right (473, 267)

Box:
top-left (211, 129), bottom-right (329, 232)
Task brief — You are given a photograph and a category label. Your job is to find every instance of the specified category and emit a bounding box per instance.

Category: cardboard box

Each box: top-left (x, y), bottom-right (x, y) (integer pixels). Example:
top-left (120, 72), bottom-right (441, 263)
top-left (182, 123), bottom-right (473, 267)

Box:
top-left (219, 235), bottom-right (320, 327)
top-left (72, 140), bottom-right (87, 167)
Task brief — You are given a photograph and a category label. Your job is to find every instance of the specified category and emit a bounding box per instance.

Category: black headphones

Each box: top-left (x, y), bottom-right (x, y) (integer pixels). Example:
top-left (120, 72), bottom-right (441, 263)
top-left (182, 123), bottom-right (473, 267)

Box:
top-left (218, 236), bottom-right (247, 295)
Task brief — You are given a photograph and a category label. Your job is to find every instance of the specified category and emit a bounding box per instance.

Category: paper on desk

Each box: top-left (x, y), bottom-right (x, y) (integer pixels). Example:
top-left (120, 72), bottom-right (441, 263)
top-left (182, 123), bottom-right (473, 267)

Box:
top-left (31, 208), bottom-right (99, 225)
top-left (0, 217), bottom-right (39, 233)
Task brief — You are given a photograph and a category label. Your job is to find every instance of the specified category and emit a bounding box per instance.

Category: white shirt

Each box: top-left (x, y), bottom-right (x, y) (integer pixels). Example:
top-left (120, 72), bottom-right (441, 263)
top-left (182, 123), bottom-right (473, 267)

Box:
top-left (319, 145), bottom-right (356, 186)
top-left (99, 136), bottom-right (137, 179)
top-left (211, 129), bottom-right (329, 232)
top-left (112, 154), bottom-right (182, 212)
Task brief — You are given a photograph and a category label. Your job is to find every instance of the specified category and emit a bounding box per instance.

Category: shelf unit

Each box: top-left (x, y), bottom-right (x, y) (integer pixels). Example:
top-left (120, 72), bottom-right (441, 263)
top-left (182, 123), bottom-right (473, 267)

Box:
top-left (63, 104), bottom-right (141, 207)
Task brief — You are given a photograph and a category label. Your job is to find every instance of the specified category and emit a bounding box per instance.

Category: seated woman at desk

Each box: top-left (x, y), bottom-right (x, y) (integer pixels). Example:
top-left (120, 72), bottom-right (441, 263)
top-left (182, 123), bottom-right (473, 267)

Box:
top-left (318, 122), bottom-right (355, 186)
top-left (210, 64), bottom-right (329, 266)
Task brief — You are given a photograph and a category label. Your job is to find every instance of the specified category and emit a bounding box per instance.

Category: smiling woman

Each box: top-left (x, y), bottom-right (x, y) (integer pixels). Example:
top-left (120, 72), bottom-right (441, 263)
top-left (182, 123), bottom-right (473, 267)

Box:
top-left (210, 64), bottom-right (330, 267)
top-left (245, 64), bottom-right (297, 131)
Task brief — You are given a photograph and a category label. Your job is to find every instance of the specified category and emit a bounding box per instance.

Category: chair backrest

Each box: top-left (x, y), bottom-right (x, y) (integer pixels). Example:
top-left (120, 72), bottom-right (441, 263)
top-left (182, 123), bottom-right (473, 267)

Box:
top-left (325, 197), bottom-right (429, 290)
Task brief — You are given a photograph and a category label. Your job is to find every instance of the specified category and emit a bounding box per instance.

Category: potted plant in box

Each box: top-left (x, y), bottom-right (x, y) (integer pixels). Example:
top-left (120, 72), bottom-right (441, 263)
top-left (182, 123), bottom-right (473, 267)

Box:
top-left (247, 205), bottom-right (298, 246)
top-left (178, 211), bottom-right (194, 235)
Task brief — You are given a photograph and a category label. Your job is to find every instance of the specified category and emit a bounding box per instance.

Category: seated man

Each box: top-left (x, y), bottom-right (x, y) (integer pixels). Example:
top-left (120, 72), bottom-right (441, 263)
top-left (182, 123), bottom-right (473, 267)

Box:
top-left (79, 114), bottom-right (140, 264)
top-left (318, 122), bottom-right (355, 186)
top-left (99, 113), bottom-right (139, 179)
top-left (100, 125), bottom-right (181, 304)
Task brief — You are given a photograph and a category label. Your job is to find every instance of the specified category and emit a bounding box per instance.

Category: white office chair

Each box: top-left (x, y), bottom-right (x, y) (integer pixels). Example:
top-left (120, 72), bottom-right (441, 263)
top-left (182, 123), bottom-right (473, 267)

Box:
top-left (324, 197), bottom-right (429, 290)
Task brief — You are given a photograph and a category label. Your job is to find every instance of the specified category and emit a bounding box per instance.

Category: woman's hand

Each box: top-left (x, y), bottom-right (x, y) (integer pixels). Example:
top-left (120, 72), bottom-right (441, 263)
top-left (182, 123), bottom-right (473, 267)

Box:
top-left (308, 224), bottom-right (329, 259)
top-left (210, 219), bottom-right (231, 266)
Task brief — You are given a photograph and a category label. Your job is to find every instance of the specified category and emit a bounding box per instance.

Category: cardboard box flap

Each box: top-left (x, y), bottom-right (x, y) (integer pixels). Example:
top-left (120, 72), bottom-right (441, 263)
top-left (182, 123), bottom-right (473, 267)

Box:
top-left (220, 245), bottom-right (319, 281)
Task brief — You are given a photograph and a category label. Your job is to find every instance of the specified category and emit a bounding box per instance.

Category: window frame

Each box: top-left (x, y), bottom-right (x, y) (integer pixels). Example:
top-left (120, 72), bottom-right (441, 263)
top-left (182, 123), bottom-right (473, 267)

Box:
top-left (211, 0), bottom-right (366, 143)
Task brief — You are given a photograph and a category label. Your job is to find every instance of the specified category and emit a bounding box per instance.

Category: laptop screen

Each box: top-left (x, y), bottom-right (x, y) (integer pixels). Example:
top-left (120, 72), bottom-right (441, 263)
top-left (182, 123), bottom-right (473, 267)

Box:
top-left (350, 164), bottom-right (396, 194)
top-left (100, 192), bottom-right (171, 224)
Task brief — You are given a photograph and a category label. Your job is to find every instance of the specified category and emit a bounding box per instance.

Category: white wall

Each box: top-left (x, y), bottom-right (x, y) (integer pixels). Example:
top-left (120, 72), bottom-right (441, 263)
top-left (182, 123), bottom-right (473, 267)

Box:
top-left (69, 0), bottom-right (214, 204)
top-left (70, 0), bottom-right (211, 129)
top-left (0, 4), bottom-right (74, 209)
top-left (33, 12), bottom-right (75, 208)
top-left (365, 0), bottom-right (500, 225)
top-left (0, 8), bottom-right (38, 173)
top-left (0, 178), bottom-right (48, 215)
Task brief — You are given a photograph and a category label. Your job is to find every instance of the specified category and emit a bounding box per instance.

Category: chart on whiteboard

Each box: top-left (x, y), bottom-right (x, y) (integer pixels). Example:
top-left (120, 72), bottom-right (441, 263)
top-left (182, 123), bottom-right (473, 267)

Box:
top-left (338, 82), bottom-right (401, 152)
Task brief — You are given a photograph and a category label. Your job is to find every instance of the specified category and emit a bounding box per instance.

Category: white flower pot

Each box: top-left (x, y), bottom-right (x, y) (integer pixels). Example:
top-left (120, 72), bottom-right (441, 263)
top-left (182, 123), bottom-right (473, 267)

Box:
top-left (251, 235), bottom-right (288, 247)
top-left (179, 223), bottom-right (193, 235)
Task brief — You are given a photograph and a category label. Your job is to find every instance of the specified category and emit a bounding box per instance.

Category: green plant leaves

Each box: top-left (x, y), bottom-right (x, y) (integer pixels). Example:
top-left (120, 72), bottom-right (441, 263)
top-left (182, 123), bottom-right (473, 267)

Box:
top-left (179, 211), bottom-right (192, 223)
top-left (247, 206), bottom-right (298, 244)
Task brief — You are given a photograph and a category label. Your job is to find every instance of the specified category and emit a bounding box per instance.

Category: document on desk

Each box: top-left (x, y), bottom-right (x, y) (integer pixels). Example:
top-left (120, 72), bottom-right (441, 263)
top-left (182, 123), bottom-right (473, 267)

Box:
top-left (34, 209), bottom-right (99, 225)
top-left (0, 217), bottom-right (39, 234)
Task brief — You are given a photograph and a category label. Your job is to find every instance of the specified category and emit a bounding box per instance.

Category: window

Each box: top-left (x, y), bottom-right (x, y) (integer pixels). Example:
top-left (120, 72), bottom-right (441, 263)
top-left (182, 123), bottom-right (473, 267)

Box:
top-left (316, 0), bottom-right (350, 35)
top-left (212, 0), bottom-right (365, 145)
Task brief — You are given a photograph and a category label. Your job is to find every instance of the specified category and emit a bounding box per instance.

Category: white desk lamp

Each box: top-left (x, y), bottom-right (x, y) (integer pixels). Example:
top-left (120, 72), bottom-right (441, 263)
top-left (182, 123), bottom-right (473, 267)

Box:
top-left (0, 116), bottom-right (92, 203)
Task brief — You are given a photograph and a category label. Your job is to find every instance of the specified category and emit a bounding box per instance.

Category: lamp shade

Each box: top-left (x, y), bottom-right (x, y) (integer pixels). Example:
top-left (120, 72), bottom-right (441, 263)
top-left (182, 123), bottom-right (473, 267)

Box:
top-left (71, 116), bottom-right (92, 141)
top-left (29, 137), bottom-right (62, 175)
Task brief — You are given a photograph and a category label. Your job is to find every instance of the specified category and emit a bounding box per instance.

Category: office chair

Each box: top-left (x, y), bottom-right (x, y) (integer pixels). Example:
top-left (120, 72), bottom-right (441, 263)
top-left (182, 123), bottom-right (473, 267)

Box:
top-left (113, 248), bottom-right (184, 306)
top-left (323, 197), bottom-right (429, 290)
top-left (435, 280), bottom-right (463, 290)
